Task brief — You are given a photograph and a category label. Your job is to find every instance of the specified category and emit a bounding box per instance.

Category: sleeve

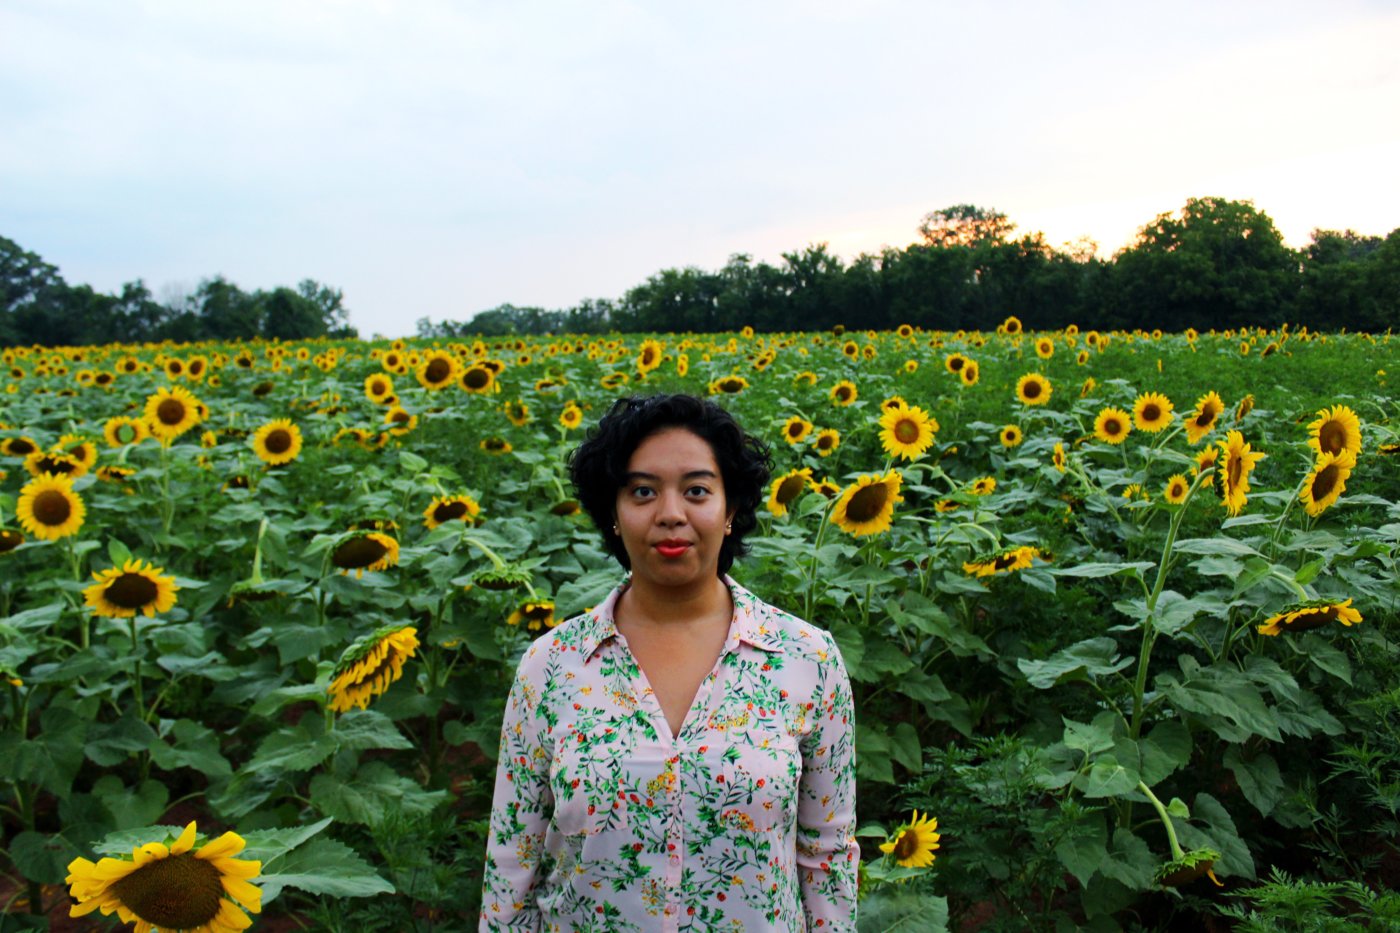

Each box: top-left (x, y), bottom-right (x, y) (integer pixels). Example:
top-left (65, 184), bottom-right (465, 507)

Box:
top-left (796, 632), bottom-right (860, 931)
top-left (479, 642), bottom-right (555, 932)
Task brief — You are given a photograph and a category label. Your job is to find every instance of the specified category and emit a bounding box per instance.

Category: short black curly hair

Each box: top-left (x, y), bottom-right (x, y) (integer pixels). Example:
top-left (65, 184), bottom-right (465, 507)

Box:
top-left (566, 394), bottom-right (772, 575)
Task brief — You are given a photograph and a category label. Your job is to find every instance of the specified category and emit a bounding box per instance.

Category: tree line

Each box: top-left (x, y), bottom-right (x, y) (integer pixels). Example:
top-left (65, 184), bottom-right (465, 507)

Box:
top-left (0, 237), bottom-right (356, 347)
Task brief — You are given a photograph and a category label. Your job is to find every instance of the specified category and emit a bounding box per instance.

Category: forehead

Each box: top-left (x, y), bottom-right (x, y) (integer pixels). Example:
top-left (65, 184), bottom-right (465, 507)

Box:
top-left (625, 426), bottom-right (720, 475)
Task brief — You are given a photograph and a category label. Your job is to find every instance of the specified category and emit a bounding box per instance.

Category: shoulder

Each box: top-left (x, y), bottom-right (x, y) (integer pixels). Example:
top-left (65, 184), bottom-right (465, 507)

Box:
top-left (511, 611), bottom-right (599, 680)
top-left (730, 579), bottom-right (842, 667)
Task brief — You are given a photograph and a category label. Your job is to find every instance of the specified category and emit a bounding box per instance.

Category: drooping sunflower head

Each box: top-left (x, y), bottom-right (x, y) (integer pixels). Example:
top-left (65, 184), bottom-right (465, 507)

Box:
top-left (1234, 394), bottom-right (1255, 422)
top-left (1093, 408), bottom-right (1132, 445)
top-left (327, 625), bottom-right (420, 712)
top-left (83, 558), bottom-right (180, 618)
top-left (1016, 373), bottom-right (1052, 406)
top-left (507, 600), bottom-right (557, 632)
top-left (1133, 392), bottom-right (1175, 432)
top-left (143, 385), bottom-right (204, 442)
top-left (251, 419), bottom-right (303, 467)
top-left (1307, 404), bottom-right (1362, 460)
top-left (1257, 597), bottom-right (1362, 636)
top-left (767, 467), bottom-right (813, 517)
top-left (423, 494), bottom-right (481, 530)
top-left (830, 380), bottom-right (858, 407)
top-left (1299, 450), bottom-right (1355, 518)
top-left (782, 416), bottom-right (814, 445)
top-left (999, 425), bottom-right (1023, 448)
top-left (472, 564), bottom-right (533, 591)
top-left (16, 473), bottom-right (85, 541)
top-left (66, 821), bottom-right (262, 932)
top-left (1184, 391), bottom-right (1225, 445)
top-left (962, 545), bottom-right (1040, 578)
top-left (829, 471), bottom-right (903, 537)
top-left (331, 531), bottom-right (400, 578)
top-left (879, 404), bottom-right (937, 461)
top-left (878, 810), bottom-right (941, 868)
top-left (0, 528), bottom-right (23, 554)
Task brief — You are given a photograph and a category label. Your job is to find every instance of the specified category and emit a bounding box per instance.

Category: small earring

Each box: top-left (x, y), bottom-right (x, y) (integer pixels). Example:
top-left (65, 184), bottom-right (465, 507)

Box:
top-left (612, 524), bottom-right (619, 535)
top-left (725, 523), bottom-right (732, 534)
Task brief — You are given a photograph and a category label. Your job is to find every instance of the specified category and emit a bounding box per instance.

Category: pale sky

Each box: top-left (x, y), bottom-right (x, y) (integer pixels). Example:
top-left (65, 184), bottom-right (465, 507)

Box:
top-left (3, 0), bottom-right (1398, 338)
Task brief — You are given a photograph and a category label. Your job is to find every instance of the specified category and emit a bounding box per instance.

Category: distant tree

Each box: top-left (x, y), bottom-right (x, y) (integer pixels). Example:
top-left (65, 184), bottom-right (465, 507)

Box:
top-left (297, 279), bottom-right (357, 338)
top-left (918, 205), bottom-right (1017, 249)
top-left (1363, 228), bottom-right (1400, 332)
top-left (1296, 229), bottom-right (1386, 331)
top-left (194, 277), bottom-right (262, 340)
top-left (260, 286), bottom-right (328, 340)
top-left (1, 235), bottom-right (68, 345)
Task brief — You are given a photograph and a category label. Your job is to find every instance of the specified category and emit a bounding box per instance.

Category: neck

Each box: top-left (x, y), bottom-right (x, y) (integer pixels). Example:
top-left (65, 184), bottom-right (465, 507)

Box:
top-left (619, 573), bottom-right (731, 630)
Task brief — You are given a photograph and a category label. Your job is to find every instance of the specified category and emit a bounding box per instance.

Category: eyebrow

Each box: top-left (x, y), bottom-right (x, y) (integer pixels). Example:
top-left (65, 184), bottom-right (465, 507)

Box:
top-left (622, 470), bottom-right (719, 483)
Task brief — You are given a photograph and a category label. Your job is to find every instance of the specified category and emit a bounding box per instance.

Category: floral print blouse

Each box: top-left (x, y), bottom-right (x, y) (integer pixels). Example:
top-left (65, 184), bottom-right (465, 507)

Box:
top-left (480, 574), bottom-right (859, 932)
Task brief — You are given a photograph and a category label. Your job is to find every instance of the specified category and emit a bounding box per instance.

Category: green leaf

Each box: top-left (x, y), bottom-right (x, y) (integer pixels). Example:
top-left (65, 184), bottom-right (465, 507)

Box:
top-left (93, 824), bottom-right (189, 856)
top-left (1223, 746), bottom-right (1283, 817)
top-left (1063, 716), bottom-right (1115, 757)
top-left (1019, 638), bottom-right (1130, 689)
top-left (1231, 556), bottom-right (1274, 598)
top-left (149, 719), bottom-right (233, 778)
top-left (1050, 561), bottom-right (1156, 578)
top-left (309, 761), bottom-right (448, 826)
top-left (890, 722), bottom-right (922, 774)
top-left (9, 830), bottom-right (80, 885)
top-left (1177, 792), bottom-right (1255, 880)
top-left (1294, 557), bottom-right (1325, 586)
top-left (246, 725), bottom-right (337, 774)
top-left (398, 450), bottom-right (429, 474)
top-left (1166, 797), bottom-right (1191, 820)
top-left (1139, 720), bottom-right (1191, 785)
top-left (1173, 537), bottom-right (1261, 558)
top-left (259, 836), bottom-right (395, 902)
top-left (856, 890), bottom-right (948, 932)
top-left (855, 724), bottom-right (894, 784)
top-left (92, 776), bottom-right (170, 831)
top-left (241, 817), bottom-right (334, 864)
top-left (1055, 809), bottom-right (1107, 888)
top-left (106, 537), bottom-right (134, 568)
top-left (830, 623), bottom-right (866, 682)
top-left (84, 713), bottom-right (158, 767)
top-left (1096, 828), bottom-right (1156, 890)
top-left (0, 706), bottom-right (87, 797)
top-left (1082, 753), bottom-right (1139, 798)
top-left (553, 568), bottom-right (619, 619)
top-left (331, 710), bottom-right (414, 752)
top-left (1300, 633), bottom-right (1352, 684)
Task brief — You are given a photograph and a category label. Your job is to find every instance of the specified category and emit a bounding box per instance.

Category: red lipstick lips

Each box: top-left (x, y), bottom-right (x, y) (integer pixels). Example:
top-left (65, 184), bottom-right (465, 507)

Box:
top-left (654, 540), bottom-right (692, 558)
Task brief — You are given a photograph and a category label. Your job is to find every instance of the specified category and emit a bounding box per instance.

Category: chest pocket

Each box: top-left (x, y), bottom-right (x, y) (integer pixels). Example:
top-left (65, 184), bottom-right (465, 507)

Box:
top-left (717, 735), bottom-right (800, 833)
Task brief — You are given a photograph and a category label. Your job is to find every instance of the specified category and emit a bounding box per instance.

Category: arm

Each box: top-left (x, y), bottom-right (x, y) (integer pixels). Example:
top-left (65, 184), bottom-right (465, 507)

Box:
top-left (479, 643), bottom-right (554, 932)
top-left (797, 634), bottom-right (859, 930)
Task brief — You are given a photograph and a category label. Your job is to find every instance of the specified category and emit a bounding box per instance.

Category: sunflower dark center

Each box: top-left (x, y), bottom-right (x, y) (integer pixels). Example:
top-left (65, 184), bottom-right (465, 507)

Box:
top-left (32, 489), bottom-right (73, 526)
top-left (0, 531), bottom-right (22, 553)
top-left (111, 852), bottom-right (223, 930)
top-left (551, 499), bottom-right (580, 516)
top-left (1288, 607), bottom-right (1337, 632)
top-left (777, 475), bottom-right (806, 504)
top-left (425, 359), bottom-right (452, 383)
top-left (894, 419), bottom-right (919, 444)
top-left (1105, 418), bottom-right (1123, 437)
top-left (1142, 404), bottom-right (1161, 421)
top-left (1228, 455), bottom-right (1243, 488)
top-left (1318, 421), bottom-right (1346, 455)
top-left (96, 373), bottom-right (113, 385)
top-left (836, 387), bottom-right (852, 401)
top-left (993, 553), bottom-right (1017, 570)
top-left (156, 399), bottom-right (186, 425)
top-left (434, 501), bottom-right (469, 523)
top-left (486, 438), bottom-right (506, 450)
top-left (106, 572), bottom-right (160, 609)
top-left (1024, 381), bottom-right (1042, 399)
top-left (334, 536), bottom-right (389, 569)
top-left (370, 379), bottom-right (386, 395)
top-left (463, 368), bottom-right (491, 389)
top-left (9, 439), bottom-right (36, 455)
top-left (788, 423), bottom-right (804, 438)
top-left (817, 435), bottom-right (834, 450)
top-left (391, 410), bottom-right (411, 424)
top-left (892, 830), bottom-right (919, 860)
top-left (36, 456), bottom-right (76, 475)
top-left (1311, 463), bottom-right (1340, 500)
top-left (1195, 406), bottom-right (1217, 427)
top-left (264, 429), bottom-right (292, 455)
top-left (189, 361), bottom-right (204, 375)
top-left (167, 361), bottom-right (184, 374)
top-left (949, 358), bottom-right (965, 371)
top-left (253, 382), bottom-right (274, 397)
top-left (846, 483), bottom-right (889, 523)
top-left (720, 379), bottom-right (742, 392)
top-left (525, 604), bottom-right (553, 622)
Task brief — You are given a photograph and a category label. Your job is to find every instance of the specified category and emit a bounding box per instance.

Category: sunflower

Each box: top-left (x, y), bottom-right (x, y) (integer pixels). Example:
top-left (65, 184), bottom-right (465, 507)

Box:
top-left (560, 402), bottom-right (584, 430)
top-left (808, 477), bottom-right (841, 499)
top-left (384, 405), bottom-right (417, 436)
top-left (163, 357), bottom-right (186, 380)
top-left (829, 471), bottom-right (903, 537)
top-left (879, 405), bottom-right (938, 461)
top-left (327, 625), bottom-right (420, 712)
top-left (1002, 315), bottom-right (1023, 335)
top-left (1306, 405), bottom-right (1362, 460)
top-left (1193, 445), bottom-right (1220, 477)
top-left (417, 351), bottom-right (459, 390)
top-left (881, 396), bottom-right (908, 413)
top-left (24, 450), bottom-right (82, 479)
top-left (1052, 442), bottom-right (1066, 473)
top-left (1184, 391), bottom-right (1225, 445)
top-left (1093, 408), bottom-right (1132, 445)
top-left (1130, 392), bottom-right (1174, 433)
top-left (83, 559), bottom-right (179, 618)
top-left (999, 425), bottom-right (1023, 448)
top-left (550, 499), bottom-right (582, 516)
top-left (503, 399), bottom-right (531, 426)
top-left (944, 353), bottom-right (967, 375)
top-left (1080, 376), bottom-right (1096, 398)
top-left (767, 467), bottom-right (813, 517)
top-left (830, 380), bottom-right (858, 407)
top-left (507, 600), bottom-right (557, 632)
top-left (810, 428), bottom-right (841, 458)
top-left (331, 532), bottom-right (400, 579)
top-left (1234, 394), bottom-right (1255, 422)
top-left (636, 339), bottom-right (665, 374)
top-left (969, 476), bottom-right (996, 496)
top-left (144, 385), bottom-right (203, 442)
top-left (782, 416), bottom-right (814, 445)
top-left (1299, 450), bottom-right (1355, 517)
top-left (841, 340), bottom-right (859, 359)
top-left (0, 527), bottom-right (23, 554)
top-left (423, 494), bottom-right (481, 529)
top-left (16, 473), bottom-right (85, 541)
top-left (879, 810), bottom-right (940, 868)
top-left (245, 419), bottom-right (301, 467)
top-left (1, 436), bottom-right (40, 458)
top-left (1163, 474), bottom-right (1190, 505)
top-left (963, 545), bottom-right (1040, 577)
top-left (959, 360), bottom-right (980, 386)
top-left (1258, 598), bottom-right (1363, 636)
top-left (903, 359), bottom-right (918, 373)
top-left (57, 435), bottom-right (97, 469)
top-left (459, 364), bottom-right (496, 394)
top-left (793, 370), bottom-right (818, 387)
top-left (1016, 373), bottom-right (1052, 406)
top-left (1218, 430), bottom-right (1265, 516)
top-left (364, 373), bottom-right (394, 404)
top-left (480, 436), bottom-right (513, 455)
top-left (676, 354), bottom-right (689, 378)
top-left (1035, 337), bottom-right (1055, 359)
top-left (65, 821), bottom-right (261, 932)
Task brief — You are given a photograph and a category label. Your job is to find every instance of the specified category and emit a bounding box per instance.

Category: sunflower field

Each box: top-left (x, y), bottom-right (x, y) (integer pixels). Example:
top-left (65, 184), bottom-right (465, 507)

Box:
top-left (1, 322), bottom-right (1398, 931)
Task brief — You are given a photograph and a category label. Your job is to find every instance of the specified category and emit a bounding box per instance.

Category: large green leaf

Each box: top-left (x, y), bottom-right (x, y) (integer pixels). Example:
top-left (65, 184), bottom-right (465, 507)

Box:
top-left (1224, 746), bottom-right (1283, 817)
top-left (259, 836), bottom-right (396, 901)
top-left (1139, 720), bottom-right (1191, 785)
top-left (1019, 638), bottom-right (1130, 689)
top-left (856, 890), bottom-right (948, 932)
top-left (331, 709), bottom-right (414, 752)
top-left (149, 719), bottom-right (233, 778)
top-left (309, 761), bottom-right (448, 825)
top-left (1055, 809), bottom-right (1107, 888)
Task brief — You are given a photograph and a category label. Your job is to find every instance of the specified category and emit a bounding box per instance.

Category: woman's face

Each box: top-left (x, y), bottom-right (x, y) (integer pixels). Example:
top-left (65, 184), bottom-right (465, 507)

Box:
top-left (615, 426), bottom-right (734, 587)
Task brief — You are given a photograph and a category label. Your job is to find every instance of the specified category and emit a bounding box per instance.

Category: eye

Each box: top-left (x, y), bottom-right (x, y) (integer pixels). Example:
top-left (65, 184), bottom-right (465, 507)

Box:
top-left (629, 485), bottom-right (655, 499)
top-left (686, 485), bottom-right (711, 498)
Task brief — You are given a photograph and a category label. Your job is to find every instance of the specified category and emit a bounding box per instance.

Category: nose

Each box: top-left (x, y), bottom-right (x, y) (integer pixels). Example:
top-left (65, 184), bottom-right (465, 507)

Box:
top-left (655, 488), bottom-right (688, 526)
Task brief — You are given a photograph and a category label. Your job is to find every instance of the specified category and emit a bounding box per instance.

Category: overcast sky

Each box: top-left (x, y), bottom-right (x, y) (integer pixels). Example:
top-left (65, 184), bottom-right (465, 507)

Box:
top-left (3, 0), bottom-right (1398, 338)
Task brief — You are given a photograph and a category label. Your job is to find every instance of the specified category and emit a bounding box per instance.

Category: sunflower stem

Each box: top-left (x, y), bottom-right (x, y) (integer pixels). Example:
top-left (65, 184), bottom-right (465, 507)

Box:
top-left (130, 617), bottom-right (146, 722)
top-left (803, 497), bottom-right (836, 621)
top-left (1137, 781), bottom-right (1187, 861)
top-left (159, 441), bottom-right (174, 535)
top-left (1267, 473), bottom-right (1311, 560)
top-left (461, 534), bottom-right (507, 569)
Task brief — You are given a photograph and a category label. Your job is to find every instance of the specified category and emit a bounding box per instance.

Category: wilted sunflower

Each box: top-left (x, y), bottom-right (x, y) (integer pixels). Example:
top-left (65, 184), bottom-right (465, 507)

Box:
top-left (560, 402), bottom-right (584, 430)
top-left (959, 360), bottom-right (980, 386)
top-left (1163, 474), bottom-right (1190, 505)
top-left (364, 372), bottom-right (394, 404)
top-left (1093, 408), bottom-right (1132, 445)
top-left (84, 558), bottom-right (179, 618)
top-left (1133, 392), bottom-right (1175, 432)
top-left (1184, 391), bottom-right (1224, 445)
top-left (1016, 373), bottom-right (1052, 406)
top-left (963, 545), bottom-right (1041, 577)
top-left (423, 494), bottom-right (481, 529)
top-left (331, 532), bottom-right (400, 578)
top-left (767, 467), bottom-right (813, 517)
top-left (16, 473), bottom-right (85, 541)
top-left (1052, 442), bottom-right (1066, 473)
top-left (1258, 598), bottom-right (1362, 636)
top-left (144, 385), bottom-right (204, 442)
top-left (969, 476), bottom-right (996, 496)
top-left (1218, 430), bottom-right (1265, 516)
top-left (1299, 450), bottom-right (1354, 517)
top-left (251, 419), bottom-right (303, 467)
top-left (879, 404), bottom-right (938, 461)
top-left (999, 425), bottom-right (1023, 448)
top-left (830, 380), bottom-right (858, 407)
top-left (830, 471), bottom-right (903, 537)
top-left (812, 428), bottom-right (840, 457)
top-left (879, 810), bottom-right (940, 868)
top-left (782, 416), bottom-right (814, 445)
top-left (507, 600), bottom-right (557, 632)
top-left (459, 364), bottom-right (496, 394)
top-left (480, 436), bottom-right (513, 455)
top-left (66, 821), bottom-right (262, 933)
top-left (327, 625), bottom-right (420, 712)
top-left (1306, 404), bottom-right (1362, 460)
top-left (417, 351), bottom-right (460, 390)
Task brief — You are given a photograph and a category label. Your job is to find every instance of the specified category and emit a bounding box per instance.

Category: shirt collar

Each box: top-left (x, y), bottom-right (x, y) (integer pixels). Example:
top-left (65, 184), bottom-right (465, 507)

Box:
top-left (577, 573), bottom-right (783, 661)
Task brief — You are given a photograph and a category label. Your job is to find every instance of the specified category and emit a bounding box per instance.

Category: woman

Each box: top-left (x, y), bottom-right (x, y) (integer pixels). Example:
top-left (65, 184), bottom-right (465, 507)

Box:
top-left (480, 393), bottom-right (858, 931)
